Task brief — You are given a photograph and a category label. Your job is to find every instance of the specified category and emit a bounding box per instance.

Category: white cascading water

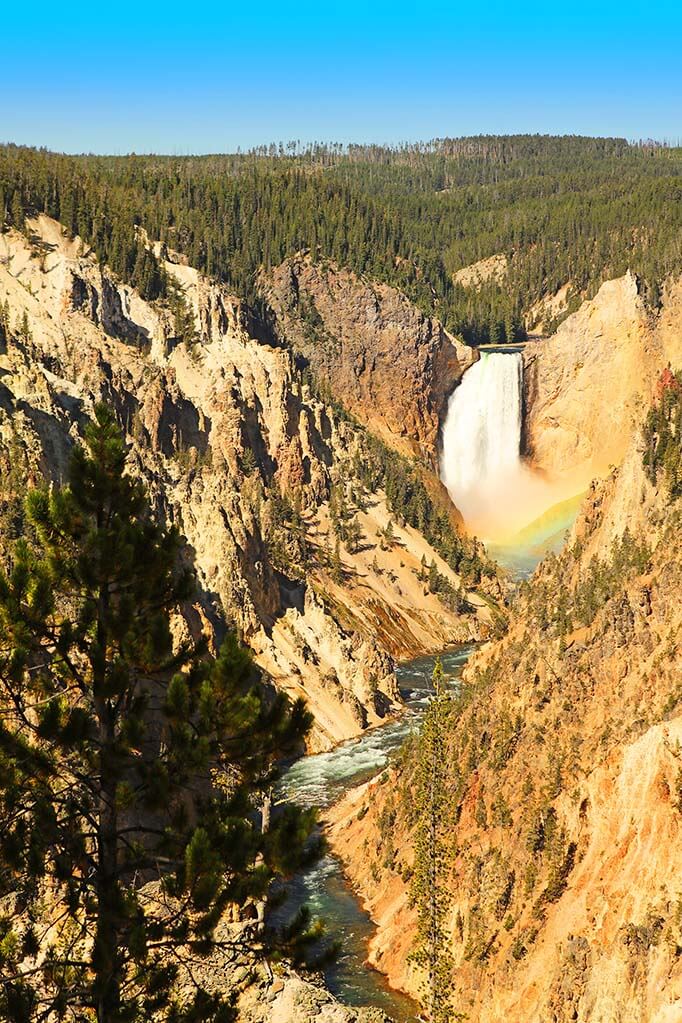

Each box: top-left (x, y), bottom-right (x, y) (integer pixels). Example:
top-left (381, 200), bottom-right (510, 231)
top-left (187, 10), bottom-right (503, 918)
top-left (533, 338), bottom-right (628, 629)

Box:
top-left (441, 352), bottom-right (523, 493)
top-left (441, 352), bottom-right (531, 539)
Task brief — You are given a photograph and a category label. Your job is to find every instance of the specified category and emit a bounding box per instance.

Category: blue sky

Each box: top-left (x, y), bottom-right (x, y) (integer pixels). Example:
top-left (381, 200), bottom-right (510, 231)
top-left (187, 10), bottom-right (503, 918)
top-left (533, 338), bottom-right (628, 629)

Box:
top-left (3, 0), bottom-right (681, 153)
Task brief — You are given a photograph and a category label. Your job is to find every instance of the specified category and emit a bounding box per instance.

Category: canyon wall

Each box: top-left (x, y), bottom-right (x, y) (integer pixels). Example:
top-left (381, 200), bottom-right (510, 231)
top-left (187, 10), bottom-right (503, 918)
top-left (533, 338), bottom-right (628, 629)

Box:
top-left (0, 216), bottom-right (493, 751)
top-left (263, 253), bottom-right (476, 464)
top-left (523, 271), bottom-right (682, 493)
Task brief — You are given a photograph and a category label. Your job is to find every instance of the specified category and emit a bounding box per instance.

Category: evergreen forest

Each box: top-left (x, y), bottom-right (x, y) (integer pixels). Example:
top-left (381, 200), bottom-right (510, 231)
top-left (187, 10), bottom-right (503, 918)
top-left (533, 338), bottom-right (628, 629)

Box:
top-left (2, 135), bottom-right (682, 344)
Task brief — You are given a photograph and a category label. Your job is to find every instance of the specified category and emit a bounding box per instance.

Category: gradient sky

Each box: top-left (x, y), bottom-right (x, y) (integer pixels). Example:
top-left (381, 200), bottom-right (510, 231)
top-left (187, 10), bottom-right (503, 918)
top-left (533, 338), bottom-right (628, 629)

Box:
top-left (3, 0), bottom-right (681, 154)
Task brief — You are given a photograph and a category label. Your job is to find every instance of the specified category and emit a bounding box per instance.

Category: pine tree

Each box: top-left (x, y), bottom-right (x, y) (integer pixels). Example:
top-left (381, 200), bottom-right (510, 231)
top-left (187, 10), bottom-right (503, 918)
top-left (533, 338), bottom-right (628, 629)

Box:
top-left (240, 447), bottom-right (258, 478)
top-left (376, 519), bottom-right (395, 551)
top-left (344, 516), bottom-right (362, 554)
top-left (10, 188), bottom-right (23, 229)
top-left (409, 659), bottom-right (457, 1023)
top-left (0, 405), bottom-right (314, 1023)
top-left (17, 310), bottom-right (31, 343)
top-left (0, 299), bottom-right (9, 351)
top-left (168, 278), bottom-right (197, 344)
top-left (331, 538), bottom-right (343, 583)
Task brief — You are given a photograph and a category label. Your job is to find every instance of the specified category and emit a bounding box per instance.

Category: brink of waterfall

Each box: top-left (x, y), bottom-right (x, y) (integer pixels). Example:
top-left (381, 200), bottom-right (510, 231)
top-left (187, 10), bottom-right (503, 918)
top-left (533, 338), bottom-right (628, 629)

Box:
top-left (440, 351), bottom-right (571, 543)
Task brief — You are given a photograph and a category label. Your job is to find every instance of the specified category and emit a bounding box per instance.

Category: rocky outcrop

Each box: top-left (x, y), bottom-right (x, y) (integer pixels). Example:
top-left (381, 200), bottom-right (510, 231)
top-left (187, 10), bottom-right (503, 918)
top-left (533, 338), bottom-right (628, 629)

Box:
top-left (263, 253), bottom-right (476, 463)
top-left (524, 282), bottom-right (572, 334)
top-left (453, 253), bottom-right (508, 289)
top-left (134, 903), bottom-right (392, 1023)
top-left (328, 377), bottom-right (682, 1021)
top-left (523, 271), bottom-right (682, 493)
top-left (0, 216), bottom-right (491, 752)
top-left (238, 970), bottom-right (391, 1023)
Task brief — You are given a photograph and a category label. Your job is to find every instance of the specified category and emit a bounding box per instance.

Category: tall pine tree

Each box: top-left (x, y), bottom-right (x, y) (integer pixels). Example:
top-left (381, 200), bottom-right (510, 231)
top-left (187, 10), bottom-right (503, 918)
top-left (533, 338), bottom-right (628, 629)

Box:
top-left (410, 659), bottom-right (458, 1023)
top-left (0, 404), bottom-right (314, 1023)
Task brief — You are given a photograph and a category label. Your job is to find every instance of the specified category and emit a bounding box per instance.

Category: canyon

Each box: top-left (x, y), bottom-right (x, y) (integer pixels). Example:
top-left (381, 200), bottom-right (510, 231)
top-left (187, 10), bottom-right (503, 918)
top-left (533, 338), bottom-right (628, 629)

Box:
top-left (328, 270), bottom-right (682, 1022)
top-left (1, 202), bottom-right (681, 1023)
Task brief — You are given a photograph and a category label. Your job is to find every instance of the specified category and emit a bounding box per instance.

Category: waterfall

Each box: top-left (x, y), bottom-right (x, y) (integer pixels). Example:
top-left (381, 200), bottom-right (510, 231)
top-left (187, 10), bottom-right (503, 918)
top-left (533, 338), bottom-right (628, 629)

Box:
top-left (440, 352), bottom-right (525, 538)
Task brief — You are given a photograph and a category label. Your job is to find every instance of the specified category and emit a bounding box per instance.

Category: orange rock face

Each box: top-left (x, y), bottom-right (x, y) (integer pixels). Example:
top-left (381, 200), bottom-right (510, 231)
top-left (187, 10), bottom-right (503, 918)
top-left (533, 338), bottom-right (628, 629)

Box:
top-left (263, 254), bottom-right (477, 465)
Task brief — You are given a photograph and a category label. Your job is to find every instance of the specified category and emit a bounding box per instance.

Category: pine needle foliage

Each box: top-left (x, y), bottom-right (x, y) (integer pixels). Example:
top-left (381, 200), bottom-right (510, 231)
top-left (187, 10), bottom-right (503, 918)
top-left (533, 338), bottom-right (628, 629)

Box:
top-left (642, 368), bottom-right (682, 497)
top-left (0, 404), bottom-right (314, 1023)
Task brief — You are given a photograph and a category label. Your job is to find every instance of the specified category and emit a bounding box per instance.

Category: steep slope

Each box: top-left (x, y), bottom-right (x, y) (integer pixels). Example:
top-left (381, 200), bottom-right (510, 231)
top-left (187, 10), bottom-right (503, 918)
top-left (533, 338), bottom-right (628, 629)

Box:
top-left (0, 215), bottom-right (495, 751)
top-left (523, 272), bottom-right (682, 493)
top-left (329, 370), bottom-right (682, 1021)
top-left (263, 253), bottom-right (476, 464)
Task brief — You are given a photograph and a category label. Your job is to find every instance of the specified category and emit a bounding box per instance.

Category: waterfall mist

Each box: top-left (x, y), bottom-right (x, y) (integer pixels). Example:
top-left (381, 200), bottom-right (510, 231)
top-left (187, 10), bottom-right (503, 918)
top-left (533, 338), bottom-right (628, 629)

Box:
top-left (440, 352), bottom-right (564, 541)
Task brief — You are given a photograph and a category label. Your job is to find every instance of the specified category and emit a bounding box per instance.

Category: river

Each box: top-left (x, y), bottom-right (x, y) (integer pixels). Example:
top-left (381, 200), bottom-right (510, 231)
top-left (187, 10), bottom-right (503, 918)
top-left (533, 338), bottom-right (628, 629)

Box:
top-left (277, 646), bottom-right (474, 1022)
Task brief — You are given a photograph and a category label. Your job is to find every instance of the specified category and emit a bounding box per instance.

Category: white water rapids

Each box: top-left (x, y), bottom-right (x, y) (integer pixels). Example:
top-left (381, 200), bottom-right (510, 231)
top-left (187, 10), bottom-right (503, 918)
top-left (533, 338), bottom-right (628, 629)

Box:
top-left (440, 351), bottom-right (560, 541)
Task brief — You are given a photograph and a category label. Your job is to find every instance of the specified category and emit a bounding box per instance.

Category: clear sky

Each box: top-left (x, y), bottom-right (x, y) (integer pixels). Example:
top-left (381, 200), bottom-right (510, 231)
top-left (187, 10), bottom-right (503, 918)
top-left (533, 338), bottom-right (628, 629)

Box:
top-left (3, 0), bottom-right (681, 154)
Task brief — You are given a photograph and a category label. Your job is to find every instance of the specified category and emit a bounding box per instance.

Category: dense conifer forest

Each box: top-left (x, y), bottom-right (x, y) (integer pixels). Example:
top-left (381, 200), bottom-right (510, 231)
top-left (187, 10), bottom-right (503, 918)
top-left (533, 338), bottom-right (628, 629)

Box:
top-left (2, 135), bottom-right (682, 344)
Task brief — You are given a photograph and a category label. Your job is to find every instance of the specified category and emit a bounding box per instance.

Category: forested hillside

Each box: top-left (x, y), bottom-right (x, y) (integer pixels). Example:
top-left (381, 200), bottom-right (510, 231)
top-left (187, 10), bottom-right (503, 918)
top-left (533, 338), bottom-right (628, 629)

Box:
top-left (2, 136), bottom-right (682, 344)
